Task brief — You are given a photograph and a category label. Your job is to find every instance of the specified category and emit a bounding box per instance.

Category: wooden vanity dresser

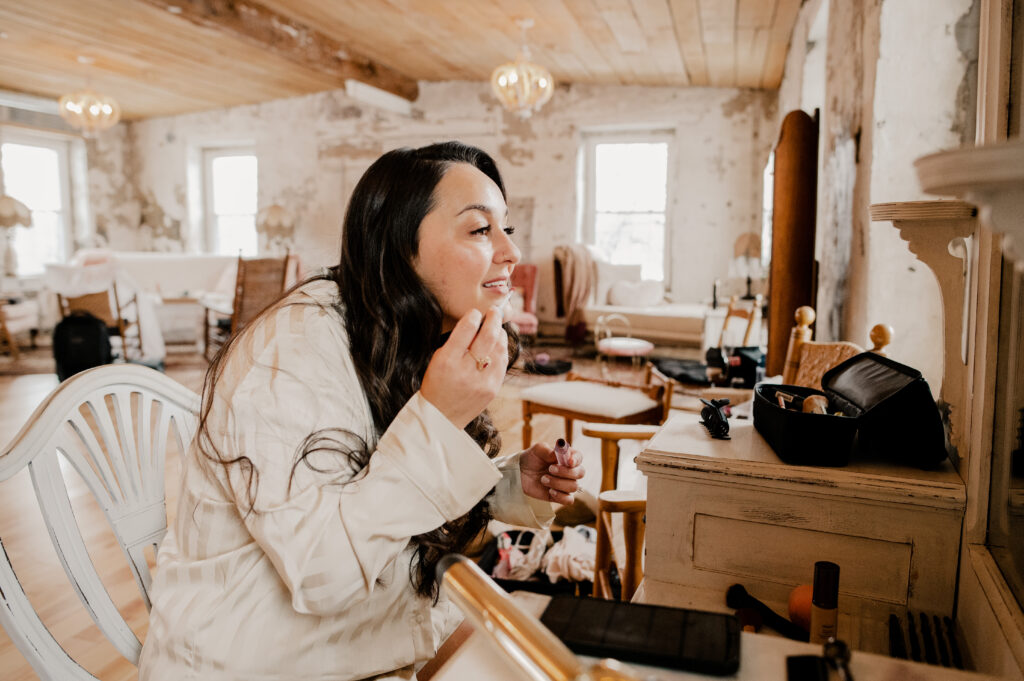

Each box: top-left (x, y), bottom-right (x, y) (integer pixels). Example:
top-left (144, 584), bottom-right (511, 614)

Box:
top-left (635, 411), bottom-right (966, 654)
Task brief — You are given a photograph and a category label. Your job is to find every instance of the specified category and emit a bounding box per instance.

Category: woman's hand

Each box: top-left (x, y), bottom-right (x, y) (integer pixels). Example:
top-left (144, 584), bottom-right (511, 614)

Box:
top-left (520, 442), bottom-right (586, 505)
top-left (421, 307), bottom-right (509, 429)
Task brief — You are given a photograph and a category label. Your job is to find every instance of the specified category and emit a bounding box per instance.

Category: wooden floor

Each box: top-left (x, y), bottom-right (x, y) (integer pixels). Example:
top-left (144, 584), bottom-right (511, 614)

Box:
top-left (0, 341), bottom-right (663, 680)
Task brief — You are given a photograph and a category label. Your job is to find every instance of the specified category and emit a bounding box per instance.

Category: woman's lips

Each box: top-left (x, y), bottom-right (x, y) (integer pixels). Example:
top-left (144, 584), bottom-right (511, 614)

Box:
top-left (483, 279), bottom-right (510, 294)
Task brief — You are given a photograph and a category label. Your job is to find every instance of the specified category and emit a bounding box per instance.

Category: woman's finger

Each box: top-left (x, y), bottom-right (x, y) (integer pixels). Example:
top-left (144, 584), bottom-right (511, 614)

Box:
top-left (541, 474), bottom-right (580, 494)
top-left (467, 307), bottom-right (502, 359)
top-left (446, 308), bottom-right (484, 352)
top-left (548, 489), bottom-right (575, 505)
top-left (547, 463), bottom-right (586, 480)
top-left (492, 328), bottom-right (510, 370)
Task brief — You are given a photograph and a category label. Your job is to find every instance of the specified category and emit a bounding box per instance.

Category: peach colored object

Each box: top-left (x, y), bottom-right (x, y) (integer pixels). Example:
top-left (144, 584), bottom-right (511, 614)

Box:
top-left (788, 583), bottom-right (813, 631)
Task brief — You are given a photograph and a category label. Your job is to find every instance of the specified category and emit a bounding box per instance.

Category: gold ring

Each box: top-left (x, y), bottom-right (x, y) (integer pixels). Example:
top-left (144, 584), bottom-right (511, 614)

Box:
top-left (469, 352), bottom-right (491, 371)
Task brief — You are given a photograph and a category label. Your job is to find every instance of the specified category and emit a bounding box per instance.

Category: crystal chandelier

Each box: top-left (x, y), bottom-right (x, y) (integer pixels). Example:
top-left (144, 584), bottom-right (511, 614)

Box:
top-left (490, 19), bottom-right (554, 119)
top-left (59, 57), bottom-right (121, 135)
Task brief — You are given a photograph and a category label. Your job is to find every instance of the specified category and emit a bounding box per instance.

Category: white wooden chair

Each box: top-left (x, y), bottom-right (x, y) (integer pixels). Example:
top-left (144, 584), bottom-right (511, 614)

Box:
top-left (0, 363), bottom-right (199, 680)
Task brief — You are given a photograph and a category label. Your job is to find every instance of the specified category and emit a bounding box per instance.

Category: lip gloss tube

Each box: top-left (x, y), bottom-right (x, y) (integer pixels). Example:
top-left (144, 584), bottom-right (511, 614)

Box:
top-left (554, 438), bottom-right (572, 467)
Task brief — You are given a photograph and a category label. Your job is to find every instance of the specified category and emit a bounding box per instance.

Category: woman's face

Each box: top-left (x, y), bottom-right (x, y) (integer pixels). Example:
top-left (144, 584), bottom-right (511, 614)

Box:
top-left (414, 163), bottom-right (521, 333)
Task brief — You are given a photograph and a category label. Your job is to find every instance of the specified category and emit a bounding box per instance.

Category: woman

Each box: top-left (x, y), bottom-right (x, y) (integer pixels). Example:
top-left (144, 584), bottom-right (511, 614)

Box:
top-left (139, 141), bottom-right (584, 681)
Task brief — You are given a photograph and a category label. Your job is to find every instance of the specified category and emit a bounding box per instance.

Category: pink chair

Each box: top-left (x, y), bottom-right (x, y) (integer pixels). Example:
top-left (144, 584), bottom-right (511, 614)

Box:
top-left (508, 263), bottom-right (539, 337)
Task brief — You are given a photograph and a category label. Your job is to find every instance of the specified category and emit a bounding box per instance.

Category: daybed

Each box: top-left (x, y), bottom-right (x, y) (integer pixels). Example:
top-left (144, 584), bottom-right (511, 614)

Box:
top-left (579, 259), bottom-right (706, 347)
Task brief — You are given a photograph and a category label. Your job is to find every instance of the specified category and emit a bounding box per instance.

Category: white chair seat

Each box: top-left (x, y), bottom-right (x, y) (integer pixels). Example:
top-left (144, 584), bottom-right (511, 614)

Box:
top-left (597, 337), bottom-right (654, 357)
top-left (519, 381), bottom-right (659, 420)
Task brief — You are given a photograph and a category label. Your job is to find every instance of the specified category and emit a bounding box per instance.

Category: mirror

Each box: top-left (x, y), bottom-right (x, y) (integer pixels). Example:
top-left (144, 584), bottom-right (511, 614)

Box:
top-left (987, 260), bottom-right (1024, 610)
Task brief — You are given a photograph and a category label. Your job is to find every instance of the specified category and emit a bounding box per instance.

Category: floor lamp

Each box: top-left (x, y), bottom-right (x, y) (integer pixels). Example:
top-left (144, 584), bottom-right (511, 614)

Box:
top-left (0, 195), bottom-right (32, 278)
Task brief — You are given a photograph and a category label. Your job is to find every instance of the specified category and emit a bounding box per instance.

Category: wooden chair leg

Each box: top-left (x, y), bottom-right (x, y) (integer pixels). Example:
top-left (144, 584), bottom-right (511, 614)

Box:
top-left (203, 310), bottom-right (213, 362)
top-left (522, 401), bottom-right (533, 448)
top-left (594, 492), bottom-right (647, 601)
top-left (1, 321), bottom-right (19, 360)
top-left (620, 507), bottom-right (646, 601)
top-left (599, 438), bottom-right (620, 494)
top-left (593, 508), bottom-right (614, 600)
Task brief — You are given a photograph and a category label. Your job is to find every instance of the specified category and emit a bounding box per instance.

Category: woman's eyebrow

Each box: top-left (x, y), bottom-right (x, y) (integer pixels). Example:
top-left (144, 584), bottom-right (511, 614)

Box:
top-left (456, 203), bottom-right (494, 216)
top-left (457, 204), bottom-right (510, 219)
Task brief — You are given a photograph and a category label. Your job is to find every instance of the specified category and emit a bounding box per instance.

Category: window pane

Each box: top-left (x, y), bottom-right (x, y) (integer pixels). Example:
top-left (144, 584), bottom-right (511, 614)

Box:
top-left (594, 143), bottom-right (668, 213)
top-left (216, 215), bottom-right (258, 257)
top-left (1, 143), bottom-right (62, 211)
top-left (594, 212), bottom-right (665, 281)
top-left (10, 211), bottom-right (63, 277)
top-left (211, 155), bottom-right (257, 215)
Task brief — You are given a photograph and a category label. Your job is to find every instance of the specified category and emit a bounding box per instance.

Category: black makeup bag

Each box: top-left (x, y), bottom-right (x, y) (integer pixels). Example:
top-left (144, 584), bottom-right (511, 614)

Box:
top-left (753, 352), bottom-right (947, 469)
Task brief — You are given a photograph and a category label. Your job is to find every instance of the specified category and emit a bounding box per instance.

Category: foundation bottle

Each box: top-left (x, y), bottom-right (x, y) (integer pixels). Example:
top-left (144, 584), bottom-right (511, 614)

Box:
top-left (809, 561), bottom-right (840, 644)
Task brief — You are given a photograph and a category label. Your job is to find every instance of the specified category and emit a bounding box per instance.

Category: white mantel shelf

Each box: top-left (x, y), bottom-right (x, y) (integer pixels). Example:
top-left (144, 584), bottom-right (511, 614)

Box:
top-left (915, 140), bottom-right (1024, 195)
top-left (915, 139), bottom-right (1024, 263)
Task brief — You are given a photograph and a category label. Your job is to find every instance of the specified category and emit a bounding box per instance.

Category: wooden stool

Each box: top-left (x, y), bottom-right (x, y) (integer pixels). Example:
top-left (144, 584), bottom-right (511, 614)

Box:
top-left (581, 423), bottom-right (659, 494)
top-left (594, 489), bottom-right (646, 601)
top-left (581, 423), bottom-right (657, 602)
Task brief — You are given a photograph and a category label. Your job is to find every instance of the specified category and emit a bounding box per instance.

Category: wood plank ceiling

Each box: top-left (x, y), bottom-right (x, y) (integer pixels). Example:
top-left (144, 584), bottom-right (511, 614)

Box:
top-left (0, 0), bottom-right (803, 120)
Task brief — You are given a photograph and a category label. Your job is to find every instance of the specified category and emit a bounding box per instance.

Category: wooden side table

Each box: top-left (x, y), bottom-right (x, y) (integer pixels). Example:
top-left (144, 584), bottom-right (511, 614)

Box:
top-left (635, 412), bottom-right (966, 654)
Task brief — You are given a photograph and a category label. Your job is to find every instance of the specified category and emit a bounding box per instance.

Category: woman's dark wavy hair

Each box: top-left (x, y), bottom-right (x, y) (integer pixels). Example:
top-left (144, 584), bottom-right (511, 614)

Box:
top-left (196, 141), bottom-right (520, 601)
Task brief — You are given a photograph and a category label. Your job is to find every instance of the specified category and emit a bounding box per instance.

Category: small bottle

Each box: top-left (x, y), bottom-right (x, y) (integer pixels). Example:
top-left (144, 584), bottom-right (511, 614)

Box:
top-left (809, 561), bottom-right (840, 644)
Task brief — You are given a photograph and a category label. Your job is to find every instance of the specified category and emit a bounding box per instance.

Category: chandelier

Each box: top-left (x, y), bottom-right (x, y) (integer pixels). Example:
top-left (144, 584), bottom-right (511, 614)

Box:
top-left (59, 57), bottom-right (121, 135)
top-left (490, 18), bottom-right (554, 119)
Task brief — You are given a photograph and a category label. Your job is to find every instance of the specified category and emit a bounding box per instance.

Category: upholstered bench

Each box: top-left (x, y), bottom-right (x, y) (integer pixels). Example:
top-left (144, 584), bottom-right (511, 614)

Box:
top-left (518, 368), bottom-right (674, 447)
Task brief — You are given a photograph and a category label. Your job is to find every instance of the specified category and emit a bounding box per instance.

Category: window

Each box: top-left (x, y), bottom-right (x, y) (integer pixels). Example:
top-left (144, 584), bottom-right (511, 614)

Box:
top-left (203, 148), bottom-right (258, 256)
top-left (0, 132), bottom-right (73, 277)
top-left (581, 131), bottom-right (673, 283)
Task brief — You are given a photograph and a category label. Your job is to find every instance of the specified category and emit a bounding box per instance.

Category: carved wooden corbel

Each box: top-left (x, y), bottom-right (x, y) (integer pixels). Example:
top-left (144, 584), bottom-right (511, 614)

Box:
top-left (870, 200), bottom-right (977, 460)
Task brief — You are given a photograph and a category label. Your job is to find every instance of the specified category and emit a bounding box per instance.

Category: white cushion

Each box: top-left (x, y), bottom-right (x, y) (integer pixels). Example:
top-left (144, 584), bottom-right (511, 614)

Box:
top-left (2, 301), bottom-right (39, 336)
top-left (519, 381), bottom-right (659, 419)
top-left (607, 280), bottom-right (665, 307)
top-left (594, 260), bottom-right (643, 305)
top-left (597, 337), bottom-right (654, 357)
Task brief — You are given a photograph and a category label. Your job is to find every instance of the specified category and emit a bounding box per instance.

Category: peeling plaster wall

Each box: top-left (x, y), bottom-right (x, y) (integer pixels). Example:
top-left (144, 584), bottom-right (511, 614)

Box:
top-left (86, 124), bottom-right (141, 251)
top-left (774, 0), bottom-right (977, 392)
top-left (822, 0), bottom-right (880, 351)
top-left (777, 0), bottom-right (823, 122)
top-left (114, 81), bottom-right (774, 324)
top-left (867, 0), bottom-right (977, 391)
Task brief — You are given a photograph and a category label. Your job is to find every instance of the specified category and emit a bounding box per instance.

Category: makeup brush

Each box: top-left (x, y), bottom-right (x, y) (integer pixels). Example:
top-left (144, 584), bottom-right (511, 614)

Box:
top-left (726, 584), bottom-right (809, 641)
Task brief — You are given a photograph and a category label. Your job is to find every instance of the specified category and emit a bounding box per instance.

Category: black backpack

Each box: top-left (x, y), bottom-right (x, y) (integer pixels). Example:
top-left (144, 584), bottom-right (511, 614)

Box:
top-left (53, 311), bottom-right (113, 381)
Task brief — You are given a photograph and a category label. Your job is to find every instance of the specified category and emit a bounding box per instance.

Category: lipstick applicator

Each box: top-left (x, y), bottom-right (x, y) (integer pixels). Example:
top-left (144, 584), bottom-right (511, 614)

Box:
top-left (553, 438), bottom-right (572, 467)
